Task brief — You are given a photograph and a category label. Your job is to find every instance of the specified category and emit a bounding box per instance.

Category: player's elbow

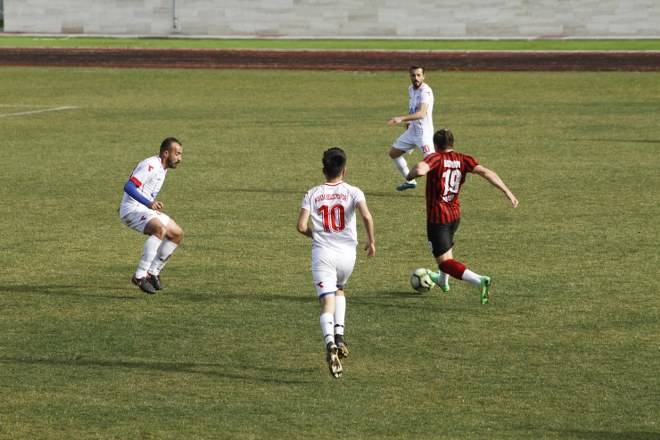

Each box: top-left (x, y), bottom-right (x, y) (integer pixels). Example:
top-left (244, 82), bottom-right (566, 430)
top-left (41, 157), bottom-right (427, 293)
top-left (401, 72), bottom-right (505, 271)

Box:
top-left (296, 223), bottom-right (308, 235)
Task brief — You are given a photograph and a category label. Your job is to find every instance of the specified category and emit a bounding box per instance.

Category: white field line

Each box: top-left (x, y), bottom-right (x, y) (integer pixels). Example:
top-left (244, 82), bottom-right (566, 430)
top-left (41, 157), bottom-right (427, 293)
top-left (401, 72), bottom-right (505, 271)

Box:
top-left (0, 106), bottom-right (80, 118)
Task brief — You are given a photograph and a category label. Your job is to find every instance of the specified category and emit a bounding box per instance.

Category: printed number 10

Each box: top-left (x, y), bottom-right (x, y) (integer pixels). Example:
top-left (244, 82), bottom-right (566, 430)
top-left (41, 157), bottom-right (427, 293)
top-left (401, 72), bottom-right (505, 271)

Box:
top-left (318, 204), bottom-right (345, 232)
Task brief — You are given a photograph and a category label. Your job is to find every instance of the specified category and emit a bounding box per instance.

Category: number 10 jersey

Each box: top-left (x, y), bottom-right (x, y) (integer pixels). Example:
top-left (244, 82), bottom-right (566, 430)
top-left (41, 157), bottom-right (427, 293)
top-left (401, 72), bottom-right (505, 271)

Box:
top-left (300, 181), bottom-right (366, 253)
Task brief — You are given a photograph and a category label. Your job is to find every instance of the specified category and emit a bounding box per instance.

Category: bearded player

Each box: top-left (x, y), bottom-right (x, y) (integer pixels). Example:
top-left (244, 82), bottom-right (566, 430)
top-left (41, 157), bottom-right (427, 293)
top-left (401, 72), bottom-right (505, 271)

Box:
top-left (119, 137), bottom-right (184, 295)
top-left (387, 65), bottom-right (435, 192)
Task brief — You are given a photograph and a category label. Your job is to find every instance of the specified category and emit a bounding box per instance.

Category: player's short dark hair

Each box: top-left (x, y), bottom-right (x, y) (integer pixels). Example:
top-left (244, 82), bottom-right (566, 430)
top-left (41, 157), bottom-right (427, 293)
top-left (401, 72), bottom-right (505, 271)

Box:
top-left (409, 65), bottom-right (424, 73)
top-left (433, 129), bottom-right (454, 151)
top-left (322, 147), bottom-right (347, 179)
top-left (160, 137), bottom-right (181, 154)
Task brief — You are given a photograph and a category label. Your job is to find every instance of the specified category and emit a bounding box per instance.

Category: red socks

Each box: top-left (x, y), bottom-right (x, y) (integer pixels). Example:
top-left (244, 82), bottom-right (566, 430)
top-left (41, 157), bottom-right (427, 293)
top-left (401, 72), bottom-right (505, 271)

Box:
top-left (439, 259), bottom-right (466, 280)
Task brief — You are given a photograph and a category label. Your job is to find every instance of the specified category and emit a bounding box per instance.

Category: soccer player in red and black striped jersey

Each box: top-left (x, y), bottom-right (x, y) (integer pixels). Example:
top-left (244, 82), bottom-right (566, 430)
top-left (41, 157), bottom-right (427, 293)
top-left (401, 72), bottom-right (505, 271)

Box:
top-left (406, 129), bottom-right (518, 304)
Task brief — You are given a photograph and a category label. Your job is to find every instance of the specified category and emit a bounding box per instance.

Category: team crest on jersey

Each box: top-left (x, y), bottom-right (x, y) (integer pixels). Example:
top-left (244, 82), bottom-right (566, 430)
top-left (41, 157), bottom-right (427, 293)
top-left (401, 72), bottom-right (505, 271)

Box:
top-left (148, 165), bottom-right (154, 172)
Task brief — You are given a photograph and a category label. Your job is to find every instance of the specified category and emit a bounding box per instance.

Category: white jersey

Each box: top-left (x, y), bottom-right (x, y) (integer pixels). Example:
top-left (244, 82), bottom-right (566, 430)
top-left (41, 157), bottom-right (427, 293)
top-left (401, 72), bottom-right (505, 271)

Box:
top-left (407, 83), bottom-right (434, 138)
top-left (119, 156), bottom-right (167, 217)
top-left (301, 181), bottom-right (366, 253)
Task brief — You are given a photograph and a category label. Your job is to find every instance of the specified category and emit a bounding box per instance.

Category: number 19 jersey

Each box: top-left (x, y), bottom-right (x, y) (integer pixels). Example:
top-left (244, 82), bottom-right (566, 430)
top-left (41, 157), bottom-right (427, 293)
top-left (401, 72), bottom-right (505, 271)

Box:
top-left (300, 181), bottom-right (366, 253)
top-left (424, 151), bottom-right (478, 224)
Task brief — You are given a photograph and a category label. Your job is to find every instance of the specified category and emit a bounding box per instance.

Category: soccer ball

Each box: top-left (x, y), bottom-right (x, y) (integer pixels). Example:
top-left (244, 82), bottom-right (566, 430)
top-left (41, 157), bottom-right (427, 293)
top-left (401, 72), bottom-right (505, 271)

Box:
top-left (410, 268), bottom-right (434, 293)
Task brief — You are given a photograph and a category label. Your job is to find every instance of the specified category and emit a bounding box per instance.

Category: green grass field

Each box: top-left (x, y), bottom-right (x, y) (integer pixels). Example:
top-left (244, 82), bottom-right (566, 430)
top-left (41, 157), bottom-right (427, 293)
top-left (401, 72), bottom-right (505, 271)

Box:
top-left (0, 66), bottom-right (658, 439)
top-left (1, 35), bottom-right (660, 50)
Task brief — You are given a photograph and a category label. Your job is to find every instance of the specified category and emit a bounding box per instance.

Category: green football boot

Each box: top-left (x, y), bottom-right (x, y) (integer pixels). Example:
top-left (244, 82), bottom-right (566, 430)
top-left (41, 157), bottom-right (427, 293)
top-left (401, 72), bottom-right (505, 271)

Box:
top-left (479, 276), bottom-right (492, 305)
top-left (426, 270), bottom-right (450, 293)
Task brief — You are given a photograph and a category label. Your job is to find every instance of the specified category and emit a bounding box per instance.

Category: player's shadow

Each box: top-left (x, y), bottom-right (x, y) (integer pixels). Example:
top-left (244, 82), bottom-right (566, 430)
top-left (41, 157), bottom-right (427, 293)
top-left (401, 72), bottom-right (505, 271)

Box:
top-left (182, 291), bottom-right (311, 304)
top-left (0, 356), bottom-right (313, 385)
top-left (575, 138), bottom-right (660, 145)
top-left (553, 430), bottom-right (659, 440)
top-left (0, 284), bottom-right (138, 300)
top-left (208, 187), bottom-right (425, 199)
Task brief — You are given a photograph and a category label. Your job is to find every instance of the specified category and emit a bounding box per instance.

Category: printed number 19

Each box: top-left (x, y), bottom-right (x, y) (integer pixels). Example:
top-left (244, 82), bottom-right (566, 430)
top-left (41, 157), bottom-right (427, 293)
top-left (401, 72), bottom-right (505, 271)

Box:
top-left (318, 204), bottom-right (345, 232)
top-left (442, 169), bottom-right (462, 196)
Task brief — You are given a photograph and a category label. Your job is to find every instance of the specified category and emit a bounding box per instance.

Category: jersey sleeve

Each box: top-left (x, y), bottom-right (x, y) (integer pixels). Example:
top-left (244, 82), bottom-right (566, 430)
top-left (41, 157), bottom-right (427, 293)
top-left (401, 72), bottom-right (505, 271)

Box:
top-left (463, 154), bottom-right (478, 173)
top-left (353, 187), bottom-right (366, 206)
top-left (424, 153), bottom-right (442, 170)
top-left (420, 86), bottom-right (433, 104)
top-left (129, 160), bottom-right (153, 187)
top-left (300, 190), bottom-right (312, 211)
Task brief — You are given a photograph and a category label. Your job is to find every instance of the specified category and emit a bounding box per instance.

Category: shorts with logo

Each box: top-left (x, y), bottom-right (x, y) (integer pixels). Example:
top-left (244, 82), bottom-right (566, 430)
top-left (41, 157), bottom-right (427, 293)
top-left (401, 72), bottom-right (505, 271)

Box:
top-left (427, 219), bottom-right (460, 257)
top-left (311, 247), bottom-right (356, 297)
top-left (393, 129), bottom-right (434, 157)
top-left (119, 204), bottom-right (171, 234)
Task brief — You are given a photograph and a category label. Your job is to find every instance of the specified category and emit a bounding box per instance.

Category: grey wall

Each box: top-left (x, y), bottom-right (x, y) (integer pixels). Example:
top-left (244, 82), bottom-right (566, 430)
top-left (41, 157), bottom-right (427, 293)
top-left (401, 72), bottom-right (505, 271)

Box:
top-left (5, 0), bottom-right (660, 38)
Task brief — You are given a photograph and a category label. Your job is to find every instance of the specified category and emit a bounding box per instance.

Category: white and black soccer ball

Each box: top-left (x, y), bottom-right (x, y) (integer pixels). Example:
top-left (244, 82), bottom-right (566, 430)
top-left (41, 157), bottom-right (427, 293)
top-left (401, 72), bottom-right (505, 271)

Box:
top-left (410, 268), bottom-right (434, 293)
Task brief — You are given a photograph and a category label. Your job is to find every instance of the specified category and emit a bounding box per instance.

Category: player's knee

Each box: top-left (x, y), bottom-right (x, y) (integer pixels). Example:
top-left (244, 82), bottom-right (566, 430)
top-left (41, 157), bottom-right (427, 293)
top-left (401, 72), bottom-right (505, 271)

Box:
top-left (150, 225), bottom-right (166, 239)
top-left (169, 224), bottom-right (184, 243)
top-left (388, 149), bottom-right (399, 159)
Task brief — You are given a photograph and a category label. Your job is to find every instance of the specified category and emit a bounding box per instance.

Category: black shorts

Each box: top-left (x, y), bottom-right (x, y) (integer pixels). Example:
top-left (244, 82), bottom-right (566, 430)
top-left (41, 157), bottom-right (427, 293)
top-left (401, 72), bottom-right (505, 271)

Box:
top-left (427, 220), bottom-right (460, 257)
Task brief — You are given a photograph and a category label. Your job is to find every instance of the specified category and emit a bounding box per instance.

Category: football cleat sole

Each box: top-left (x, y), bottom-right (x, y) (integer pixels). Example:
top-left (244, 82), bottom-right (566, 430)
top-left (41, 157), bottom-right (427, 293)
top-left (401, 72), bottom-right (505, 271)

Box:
top-left (326, 344), bottom-right (343, 378)
top-left (337, 343), bottom-right (349, 359)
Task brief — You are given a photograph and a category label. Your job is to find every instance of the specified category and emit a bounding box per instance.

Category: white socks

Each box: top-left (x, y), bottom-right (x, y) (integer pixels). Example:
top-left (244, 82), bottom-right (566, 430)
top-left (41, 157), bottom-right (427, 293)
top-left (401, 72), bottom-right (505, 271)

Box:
top-left (462, 269), bottom-right (482, 287)
top-left (392, 156), bottom-right (412, 181)
top-left (334, 295), bottom-right (346, 337)
top-left (438, 271), bottom-right (449, 287)
top-left (135, 235), bottom-right (162, 278)
top-left (320, 312), bottom-right (335, 346)
top-left (148, 239), bottom-right (178, 276)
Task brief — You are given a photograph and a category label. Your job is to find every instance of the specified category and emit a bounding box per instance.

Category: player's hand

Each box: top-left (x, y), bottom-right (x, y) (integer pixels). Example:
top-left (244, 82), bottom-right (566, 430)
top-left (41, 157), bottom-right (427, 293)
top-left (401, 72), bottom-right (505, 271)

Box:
top-left (364, 242), bottom-right (376, 257)
top-left (387, 116), bottom-right (403, 126)
top-left (508, 194), bottom-right (519, 208)
top-left (150, 201), bottom-right (163, 211)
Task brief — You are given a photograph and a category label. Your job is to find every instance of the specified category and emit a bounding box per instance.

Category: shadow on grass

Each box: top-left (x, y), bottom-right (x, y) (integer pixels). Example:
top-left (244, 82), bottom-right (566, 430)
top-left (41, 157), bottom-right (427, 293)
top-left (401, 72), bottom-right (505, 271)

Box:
top-left (176, 290), bottom-right (483, 314)
top-left (0, 284), bottom-right (139, 300)
top-left (208, 186), bottom-right (424, 199)
top-left (575, 138), bottom-right (660, 145)
top-left (0, 356), bottom-right (314, 385)
top-left (555, 430), bottom-right (659, 440)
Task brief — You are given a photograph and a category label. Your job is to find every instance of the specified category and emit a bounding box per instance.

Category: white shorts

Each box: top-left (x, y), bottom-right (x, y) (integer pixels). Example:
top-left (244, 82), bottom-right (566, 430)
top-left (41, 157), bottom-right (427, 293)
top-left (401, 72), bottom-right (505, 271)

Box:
top-left (393, 130), bottom-right (434, 157)
top-left (311, 247), bottom-right (356, 297)
top-left (119, 205), bottom-right (171, 234)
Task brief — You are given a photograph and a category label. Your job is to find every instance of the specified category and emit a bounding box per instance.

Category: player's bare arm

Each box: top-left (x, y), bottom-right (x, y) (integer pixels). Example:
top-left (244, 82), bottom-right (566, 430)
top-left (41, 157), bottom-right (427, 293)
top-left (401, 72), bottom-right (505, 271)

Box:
top-left (387, 103), bottom-right (429, 126)
top-left (473, 165), bottom-right (519, 208)
top-left (356, 201), bottom-right (376, 257)
top-left (296, 208), bottom-right (313, 238)
top-left (406, 160), bottom-right (431, 182)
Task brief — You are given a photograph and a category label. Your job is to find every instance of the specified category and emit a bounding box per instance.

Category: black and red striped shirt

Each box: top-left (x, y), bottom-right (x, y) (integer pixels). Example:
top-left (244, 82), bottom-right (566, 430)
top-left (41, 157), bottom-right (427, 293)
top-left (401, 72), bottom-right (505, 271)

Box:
top-left (424, 151), bottom-right (478, 224)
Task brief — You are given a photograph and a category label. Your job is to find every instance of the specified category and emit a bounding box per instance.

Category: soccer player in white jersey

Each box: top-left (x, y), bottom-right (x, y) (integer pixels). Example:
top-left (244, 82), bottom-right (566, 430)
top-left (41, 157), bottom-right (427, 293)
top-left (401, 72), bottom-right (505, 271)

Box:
top-left (387, 65), bottom-right (435, 192)
top-left (297, 147), bottom-right (376, 378)
top-left (119, 137), bottom-right (184, 294)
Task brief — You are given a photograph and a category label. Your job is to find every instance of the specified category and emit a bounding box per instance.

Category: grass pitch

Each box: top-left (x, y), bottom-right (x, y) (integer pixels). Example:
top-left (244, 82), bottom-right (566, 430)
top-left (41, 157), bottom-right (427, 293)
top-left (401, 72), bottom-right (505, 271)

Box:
top-left (0, 35), bottom-right (660, 51)
top-left (0, 67), bottom-right (658, 439)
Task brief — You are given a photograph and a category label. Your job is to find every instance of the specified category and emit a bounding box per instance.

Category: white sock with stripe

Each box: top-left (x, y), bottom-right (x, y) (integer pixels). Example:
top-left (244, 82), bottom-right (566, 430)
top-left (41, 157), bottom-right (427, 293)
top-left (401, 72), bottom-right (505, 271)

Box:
top-left (334, 295), bottom-right (346, 337)
top-left (320, 312), bottom-right (335, 346)
top-left (148, 239), bottom-right (178, 276)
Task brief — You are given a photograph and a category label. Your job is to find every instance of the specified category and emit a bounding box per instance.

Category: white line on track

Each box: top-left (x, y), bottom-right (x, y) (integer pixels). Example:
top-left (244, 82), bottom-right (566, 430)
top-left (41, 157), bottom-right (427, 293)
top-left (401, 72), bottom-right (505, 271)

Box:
top-left (0, 106), bottom-right (80, 118)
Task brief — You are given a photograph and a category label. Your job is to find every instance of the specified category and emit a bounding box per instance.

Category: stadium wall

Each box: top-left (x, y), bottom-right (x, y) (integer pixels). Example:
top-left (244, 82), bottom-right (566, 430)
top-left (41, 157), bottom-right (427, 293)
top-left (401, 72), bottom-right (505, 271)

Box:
top-left (5, 0), bottom-right (660, 38)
